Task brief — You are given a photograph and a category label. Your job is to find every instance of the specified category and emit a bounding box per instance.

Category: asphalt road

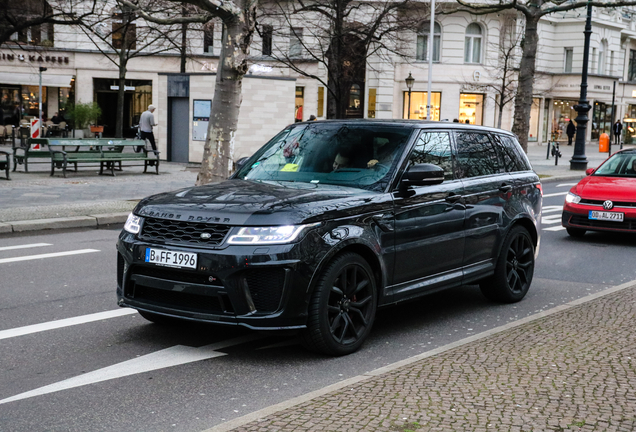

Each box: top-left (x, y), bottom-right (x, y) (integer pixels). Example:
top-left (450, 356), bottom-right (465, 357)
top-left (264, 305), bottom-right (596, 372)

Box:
top-left (1, 180), bottom-right (635, 432)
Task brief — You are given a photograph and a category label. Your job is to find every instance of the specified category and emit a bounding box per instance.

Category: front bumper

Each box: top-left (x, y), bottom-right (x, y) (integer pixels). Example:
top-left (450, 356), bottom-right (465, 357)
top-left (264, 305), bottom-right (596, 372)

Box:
top-left (562, 203), bottom-right (636, 233)
top-left (116, 231), bottom-right (324, 330)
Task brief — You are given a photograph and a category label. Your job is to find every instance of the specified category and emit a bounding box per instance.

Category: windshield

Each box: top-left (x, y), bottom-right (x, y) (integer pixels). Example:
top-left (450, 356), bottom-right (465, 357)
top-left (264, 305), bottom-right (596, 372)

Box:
top-left (234, 123), bottom-right (414, 191)
top-left (594, 152), bottom-right (636, 177)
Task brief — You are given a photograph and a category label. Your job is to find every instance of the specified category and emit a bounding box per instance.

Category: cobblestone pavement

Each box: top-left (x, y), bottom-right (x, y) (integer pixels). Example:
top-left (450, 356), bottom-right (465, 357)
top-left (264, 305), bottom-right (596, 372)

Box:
top-left (230, 286), bottom-right (636, 432)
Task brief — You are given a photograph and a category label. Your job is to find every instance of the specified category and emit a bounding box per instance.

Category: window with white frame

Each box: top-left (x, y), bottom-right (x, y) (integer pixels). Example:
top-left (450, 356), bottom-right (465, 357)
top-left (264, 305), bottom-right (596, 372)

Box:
top-left (564, 48), bottom-right (573, 73)
top-left (417, 21), bottom-right (441, 62)
top-left (289, 27), bottom-right (303, 57)
top-left (464, 23), bottom-right (482, 64)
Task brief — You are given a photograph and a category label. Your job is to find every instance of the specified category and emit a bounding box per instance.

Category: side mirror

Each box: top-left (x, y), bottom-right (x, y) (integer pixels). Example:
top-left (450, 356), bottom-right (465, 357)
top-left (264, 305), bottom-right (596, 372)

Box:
top-left (235, 157), bottom-right (249, 170)
top-left (402, 163), bottom-right (444, 186)
top-left (585, 168), bottom-right (595, 176)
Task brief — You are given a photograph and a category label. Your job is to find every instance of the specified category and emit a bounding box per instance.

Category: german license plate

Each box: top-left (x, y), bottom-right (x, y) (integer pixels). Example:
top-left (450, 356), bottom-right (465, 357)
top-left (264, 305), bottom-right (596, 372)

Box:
top-left (145, 248), bottom-right (197, 269)
top-left (589, 210), bottom-right (624, 222)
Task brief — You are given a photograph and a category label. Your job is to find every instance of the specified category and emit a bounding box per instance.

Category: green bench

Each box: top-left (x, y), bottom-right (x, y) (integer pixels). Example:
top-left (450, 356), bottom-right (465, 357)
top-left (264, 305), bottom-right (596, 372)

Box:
top-left (0, 150), bottom-right (10, 180)
top-left (46, 138), bottom-right (160, 177)
top-left (13, 137), bottom-right (51, 172)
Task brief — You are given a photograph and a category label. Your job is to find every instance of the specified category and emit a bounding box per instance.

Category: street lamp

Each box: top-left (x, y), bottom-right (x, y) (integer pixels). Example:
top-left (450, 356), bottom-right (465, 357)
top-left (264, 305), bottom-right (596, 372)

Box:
top-left (405, 72), bottom-right (415, 119)
top-left (570, 1), bottom-right (592, 170)
top-left (38, 66), bottom-right (47, 138)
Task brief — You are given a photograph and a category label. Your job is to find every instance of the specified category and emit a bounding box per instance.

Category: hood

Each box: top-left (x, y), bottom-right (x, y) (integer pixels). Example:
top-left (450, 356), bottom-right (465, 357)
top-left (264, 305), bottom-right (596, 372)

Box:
top-left (575, 175), bottom-right (636, 202)
top-left (135, 179), bottom-right (383, 226)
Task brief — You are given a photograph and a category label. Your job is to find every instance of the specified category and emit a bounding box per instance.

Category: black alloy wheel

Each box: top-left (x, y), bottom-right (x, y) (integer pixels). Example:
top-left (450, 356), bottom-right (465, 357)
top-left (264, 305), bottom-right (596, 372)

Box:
top-left (480, 226), bottom-right (535, 303)
top-left (302, 252), bottom-right (377, 356)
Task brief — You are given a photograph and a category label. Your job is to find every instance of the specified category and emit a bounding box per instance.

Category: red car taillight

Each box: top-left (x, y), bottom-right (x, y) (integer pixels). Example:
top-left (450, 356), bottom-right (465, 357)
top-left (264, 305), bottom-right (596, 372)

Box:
top-left (535, 183), bottom-right (543, 196)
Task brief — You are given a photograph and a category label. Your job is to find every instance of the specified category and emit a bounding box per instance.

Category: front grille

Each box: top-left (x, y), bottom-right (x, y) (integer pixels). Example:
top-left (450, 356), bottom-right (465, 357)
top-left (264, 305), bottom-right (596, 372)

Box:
top-left (133, 265), bottom-right (223, 287)
top-left (580, 199), bottom-right (636, 208)
top-left (244, 268), bottom-right (286, 312)
top-left (569, 215), bottom-right (636, 231)
top-left (140, 217), bottom-right (231, 246)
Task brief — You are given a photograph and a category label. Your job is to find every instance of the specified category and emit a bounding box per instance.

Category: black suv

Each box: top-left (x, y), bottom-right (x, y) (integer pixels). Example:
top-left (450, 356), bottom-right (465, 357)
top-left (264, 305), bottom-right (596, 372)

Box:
top-left (117, 120), bottom-right (542, 355)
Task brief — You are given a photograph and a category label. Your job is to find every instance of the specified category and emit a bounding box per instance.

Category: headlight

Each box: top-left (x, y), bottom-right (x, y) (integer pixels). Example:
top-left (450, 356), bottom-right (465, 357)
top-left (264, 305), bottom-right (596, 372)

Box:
top-left (227, 224), bottom-right (317, 245)
top-left (565, 192), bottom-right (581, 204)
top-left (124, 213), bottom-right (143, 234)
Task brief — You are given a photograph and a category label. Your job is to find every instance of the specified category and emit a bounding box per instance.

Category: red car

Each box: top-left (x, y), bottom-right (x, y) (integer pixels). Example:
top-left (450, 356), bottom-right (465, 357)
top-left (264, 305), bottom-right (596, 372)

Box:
top-left (562, 148), bottom-right (636, 237)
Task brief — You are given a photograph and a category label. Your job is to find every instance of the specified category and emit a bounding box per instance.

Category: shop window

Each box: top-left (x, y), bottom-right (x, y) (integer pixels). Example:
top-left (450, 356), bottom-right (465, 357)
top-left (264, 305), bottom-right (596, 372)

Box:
top-left (317, 87), bottom-right (325, 118)
top-left (112, 8), bottom-right (137, 50)
top-left (417, 21), bottom-right (441, 62)
top-left (203, 22), bottom-right (214, 53)
top-left (21, 85), bottom-right (47, 119)
top-left (528, 98), bottom-right (540, 141)
top-left (623, 105), bottom-right (636, 144)
top-left (592, 102), bottom-right (613, 140)
top-left (464, 23), bottom-right (482, 64)
top-left (564, 48), bottom-right (573, 73)
top-left (1, 87), bottom-right (21, 126)
top-left (289, 27), bottom-right (303, 57)
top-left (551, 99), bottom-right (578, 140)
top-left (262, 25), bottom-right (272, 56)
top-left (459, 93), bottom-right (484, 125)
top-left (403, 91), bottom-right (441, 120)
top-left (367, 88), bottom-right (377, 118)
top-left (295, 86), bottom-right (304, 122)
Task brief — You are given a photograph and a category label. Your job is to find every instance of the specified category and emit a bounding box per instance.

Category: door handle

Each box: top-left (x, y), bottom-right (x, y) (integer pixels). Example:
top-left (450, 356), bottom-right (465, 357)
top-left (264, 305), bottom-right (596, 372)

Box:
top-left (499, 184), bottom-right (513, 193)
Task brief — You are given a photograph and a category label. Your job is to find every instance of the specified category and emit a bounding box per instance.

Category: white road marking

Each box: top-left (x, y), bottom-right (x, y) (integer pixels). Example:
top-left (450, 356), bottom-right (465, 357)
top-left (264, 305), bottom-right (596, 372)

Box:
top-left (0, 243), bottom-right (52, 252)
top-left (556, 183), bottom-right (577, 187)
top-left (541, 214), bottom-right (562, 225)
top-left (0, 334), bottom-right (261, 405)
top-left (542, 205), bottom-right (563, 214)
top-left (543, 191), bottom-right (568, 198)
top-left (0, 249), bottom-right (100, 264)
top-left (0, 309), bottom-right (138, 341)
top-left (544, 226), bottom-right (566, 231)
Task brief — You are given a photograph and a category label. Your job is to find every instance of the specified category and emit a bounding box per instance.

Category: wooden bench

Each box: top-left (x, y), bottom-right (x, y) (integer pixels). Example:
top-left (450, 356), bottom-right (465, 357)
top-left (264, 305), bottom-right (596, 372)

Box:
top-left (47, 139), bottom-right (160, 177)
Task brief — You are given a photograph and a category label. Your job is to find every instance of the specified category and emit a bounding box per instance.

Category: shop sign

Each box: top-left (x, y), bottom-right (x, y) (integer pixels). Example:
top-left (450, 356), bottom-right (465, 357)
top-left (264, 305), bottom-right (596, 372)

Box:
top-left (110, 85), bottom-right (136, 91)
top-left (1, 52), bottom-right (70, 64)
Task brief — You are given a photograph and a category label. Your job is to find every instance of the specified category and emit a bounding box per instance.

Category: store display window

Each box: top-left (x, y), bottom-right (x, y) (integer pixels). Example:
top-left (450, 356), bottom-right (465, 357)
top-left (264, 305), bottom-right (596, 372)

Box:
top-left (458, 93), bottom-right (484, 125)
top-left (551, 99), bottom-right (578, 141)
top-left (22, 85), bottom-right (47, 119)
top-left (592, 102), bottom-right (613, 140)
top-left (623, 104), bottom-right (636, 144)
top-left (403, 91), bottom-right (441, 120)
top-left (1, 87), bottom-right (21, 126)
top-left (528, 98), bottom-right (540, 141)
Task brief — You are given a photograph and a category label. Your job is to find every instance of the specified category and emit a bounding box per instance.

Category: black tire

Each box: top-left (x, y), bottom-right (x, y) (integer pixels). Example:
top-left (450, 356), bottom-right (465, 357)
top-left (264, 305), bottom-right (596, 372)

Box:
top-left (566, 227), bottom-right (586, 237)
top-left (301, 253), bottom-right (377, 356)
top-left (480, 226), bottom-right (535, 303)
top-left (138, 310), bottom-right (180, 325)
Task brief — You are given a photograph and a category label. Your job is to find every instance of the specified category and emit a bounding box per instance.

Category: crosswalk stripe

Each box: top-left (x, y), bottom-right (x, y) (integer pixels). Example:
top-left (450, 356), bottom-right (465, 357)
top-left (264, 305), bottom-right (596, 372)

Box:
top-left (0, 309), bottom-right (138, 341)
top-left (0, 249), bottom-right (100, 264)
top-left (0, 243), bottom-right (52, 252)
top-left (544, 226), bottom-right (566, 231)
top-left (543, 191), bottom-right (568, 198)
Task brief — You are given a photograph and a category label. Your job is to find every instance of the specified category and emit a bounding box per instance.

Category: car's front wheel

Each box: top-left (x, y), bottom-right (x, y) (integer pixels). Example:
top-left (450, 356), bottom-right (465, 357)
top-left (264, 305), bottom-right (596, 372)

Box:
top-left (480, 226), bottom-right (535, 303)
top-left (302, 252), bottom-right (377, 356)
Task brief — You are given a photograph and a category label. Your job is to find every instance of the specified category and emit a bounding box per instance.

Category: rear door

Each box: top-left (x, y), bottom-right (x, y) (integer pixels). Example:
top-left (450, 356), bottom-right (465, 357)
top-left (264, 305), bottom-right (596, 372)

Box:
top-left (453, 131), bottom-right (510, 282)
top-left (390, 130), bottom-right (466, 300)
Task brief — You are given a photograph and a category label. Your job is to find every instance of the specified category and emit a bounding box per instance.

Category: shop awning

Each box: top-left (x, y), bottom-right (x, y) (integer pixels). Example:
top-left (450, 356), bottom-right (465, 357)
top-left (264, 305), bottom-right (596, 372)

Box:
top-left (0, 72), bottom-right (73, 88)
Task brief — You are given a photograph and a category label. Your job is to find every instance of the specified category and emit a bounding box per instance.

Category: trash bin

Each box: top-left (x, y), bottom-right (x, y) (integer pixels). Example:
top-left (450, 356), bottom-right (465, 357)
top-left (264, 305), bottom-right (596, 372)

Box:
top-left (599, 133), bottom-right (610, 152)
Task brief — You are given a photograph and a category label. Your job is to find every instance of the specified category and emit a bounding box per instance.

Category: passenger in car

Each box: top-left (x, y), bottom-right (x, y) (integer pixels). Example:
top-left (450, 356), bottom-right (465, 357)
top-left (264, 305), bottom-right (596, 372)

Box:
top-left (367, 137), bottom-right (394, 168)
top-left (332, 151), bottom-right (352, 171)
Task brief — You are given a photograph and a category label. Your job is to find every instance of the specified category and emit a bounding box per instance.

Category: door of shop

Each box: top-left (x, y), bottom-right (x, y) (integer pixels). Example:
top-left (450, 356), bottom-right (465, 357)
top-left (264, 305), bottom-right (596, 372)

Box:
top-left (168, 97), bottom-right (189, 162)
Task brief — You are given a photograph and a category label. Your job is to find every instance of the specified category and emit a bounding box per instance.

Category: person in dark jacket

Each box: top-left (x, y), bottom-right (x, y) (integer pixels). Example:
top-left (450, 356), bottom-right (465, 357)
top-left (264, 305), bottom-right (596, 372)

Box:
top-left (613, 120), bottom-right (623, 146)
top-left (566, 120), bottom-right (576, 146)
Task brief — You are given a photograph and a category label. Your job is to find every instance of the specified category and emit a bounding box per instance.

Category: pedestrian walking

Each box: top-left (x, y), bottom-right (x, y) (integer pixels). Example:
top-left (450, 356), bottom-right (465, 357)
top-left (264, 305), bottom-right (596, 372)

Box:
top-left (566, 120), bottom-right (576, 146)
top-left (613, 120), bottom-right (623, 146)
top-left (138, 105), bottom-right (157, 153)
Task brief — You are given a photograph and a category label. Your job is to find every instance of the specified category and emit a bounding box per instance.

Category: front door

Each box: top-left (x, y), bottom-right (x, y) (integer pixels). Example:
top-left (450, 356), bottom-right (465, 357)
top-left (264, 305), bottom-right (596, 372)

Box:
top-left (168, 97), bottom-right (189, 162)
top-left (391, 130), bottom-right (465, 300)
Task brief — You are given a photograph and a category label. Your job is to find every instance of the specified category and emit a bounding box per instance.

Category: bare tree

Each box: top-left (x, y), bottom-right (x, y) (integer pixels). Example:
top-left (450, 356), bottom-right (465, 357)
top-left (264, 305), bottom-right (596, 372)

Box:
top-left (120, 0), bottom-right (257, 185)
top-left (78, 1), bottom-right (185, 137)
top-left (453, 0), bottom-right (636, 152)
top-left (0, 0), bottom-right (97, 46)
top-left (258, 0), bottom-right (422, 119)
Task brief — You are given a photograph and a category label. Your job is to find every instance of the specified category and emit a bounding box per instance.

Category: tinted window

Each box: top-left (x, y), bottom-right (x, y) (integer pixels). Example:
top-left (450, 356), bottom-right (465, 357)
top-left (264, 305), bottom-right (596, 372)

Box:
top-left (235, 123), bottom-right (413, 191)
top-left (408, 131), bottom-right (454, 180)
top-left (454, 132), bottom-right (501, 178)
top-left (498, 135), bottom-right (531, 171)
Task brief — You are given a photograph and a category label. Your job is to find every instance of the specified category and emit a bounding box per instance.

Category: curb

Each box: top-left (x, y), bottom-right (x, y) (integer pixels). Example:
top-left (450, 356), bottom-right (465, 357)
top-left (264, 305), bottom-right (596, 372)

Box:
top-left (0, 212), bottom-right (129, 234)
top-left (203, 279), bottom-right (636, 432)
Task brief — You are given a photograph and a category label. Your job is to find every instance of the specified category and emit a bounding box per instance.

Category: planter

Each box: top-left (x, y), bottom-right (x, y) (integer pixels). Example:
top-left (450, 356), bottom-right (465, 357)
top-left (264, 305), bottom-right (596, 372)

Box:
top-left (90, 125), bottom-right (104, 133)
top-left (72, 129), bottom-right (85, 139)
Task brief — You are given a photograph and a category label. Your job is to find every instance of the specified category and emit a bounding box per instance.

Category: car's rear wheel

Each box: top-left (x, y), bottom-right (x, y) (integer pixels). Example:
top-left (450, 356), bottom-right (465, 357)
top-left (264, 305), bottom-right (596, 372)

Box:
top-left (566, 227), bottom-right (586, 237)
top-left (480, 226), bottom-right (535, 303)
top-left (302, 252), bottom-right (377, 356)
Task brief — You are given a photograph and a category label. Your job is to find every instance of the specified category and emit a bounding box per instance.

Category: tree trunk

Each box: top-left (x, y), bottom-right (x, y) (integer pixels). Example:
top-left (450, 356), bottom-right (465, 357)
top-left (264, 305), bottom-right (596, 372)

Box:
top-left (511, 14), bottom-right (539, 152)
top-left (196, 5), bottom-right (256, 185)
top-left (116, 59), bottom-right (127, 138)
top-left (180, 4), bottom-right (187, 73)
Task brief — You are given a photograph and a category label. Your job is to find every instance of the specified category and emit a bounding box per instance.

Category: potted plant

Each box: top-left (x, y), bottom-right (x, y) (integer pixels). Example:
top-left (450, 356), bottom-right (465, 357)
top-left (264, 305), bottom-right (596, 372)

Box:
top-left (68, 102), bottom-right (101, 138)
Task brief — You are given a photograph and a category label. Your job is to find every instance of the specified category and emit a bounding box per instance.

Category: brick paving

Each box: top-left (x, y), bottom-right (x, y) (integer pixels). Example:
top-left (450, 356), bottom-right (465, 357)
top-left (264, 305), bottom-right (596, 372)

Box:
top-left (232, 286), bottom-right (636, 432)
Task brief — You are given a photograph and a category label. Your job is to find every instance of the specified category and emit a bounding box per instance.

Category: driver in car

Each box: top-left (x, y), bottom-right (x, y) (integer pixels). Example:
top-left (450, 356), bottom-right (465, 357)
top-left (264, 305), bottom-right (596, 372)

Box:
top-left (332, 152), bottom-right (352, 171)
